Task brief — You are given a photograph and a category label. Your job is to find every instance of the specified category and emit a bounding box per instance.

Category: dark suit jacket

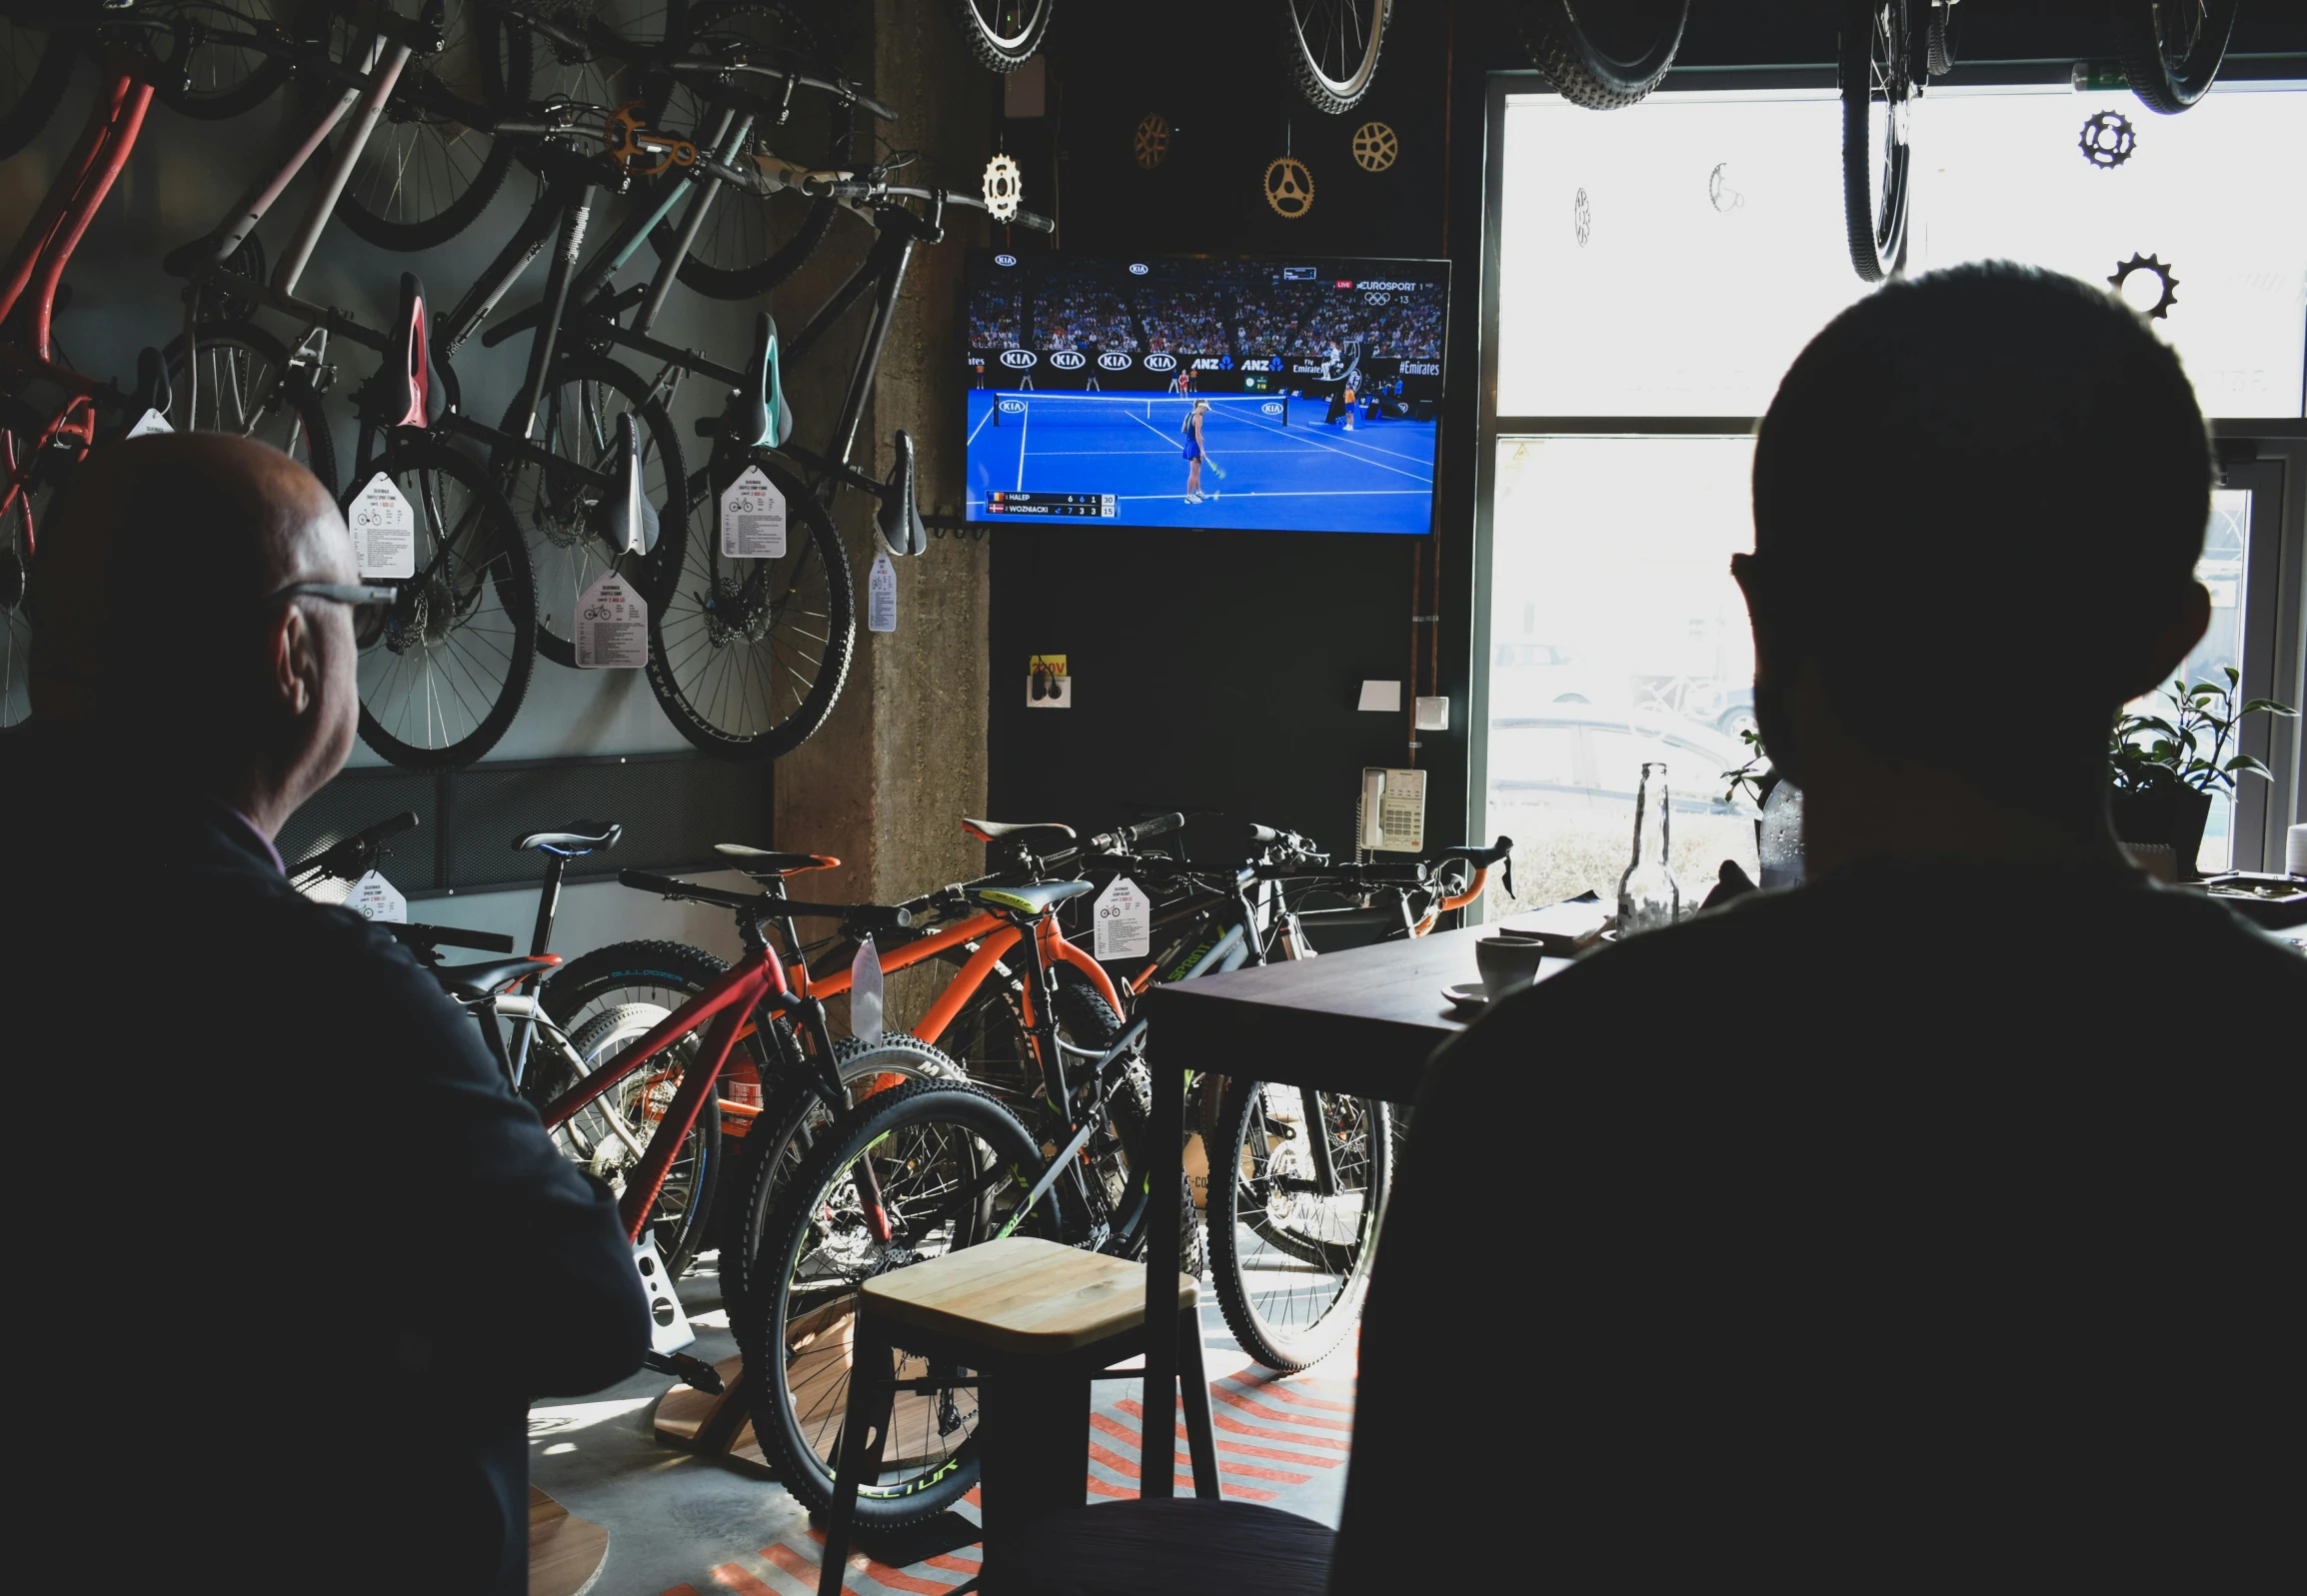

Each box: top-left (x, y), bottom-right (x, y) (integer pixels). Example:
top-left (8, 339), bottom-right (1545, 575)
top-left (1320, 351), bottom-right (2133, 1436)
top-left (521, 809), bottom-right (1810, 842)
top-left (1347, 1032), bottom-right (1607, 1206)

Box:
top-left (1334, 861), bottom-right (2303, 1591)
top-left (1, 739), bottom-right (649, 1592)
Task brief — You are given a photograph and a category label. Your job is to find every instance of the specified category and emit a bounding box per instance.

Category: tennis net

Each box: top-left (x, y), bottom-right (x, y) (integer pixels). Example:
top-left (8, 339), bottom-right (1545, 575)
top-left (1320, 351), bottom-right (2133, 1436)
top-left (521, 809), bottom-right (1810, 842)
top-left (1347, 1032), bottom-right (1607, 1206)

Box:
top-left (986, 391), bottom-right (1290, 431)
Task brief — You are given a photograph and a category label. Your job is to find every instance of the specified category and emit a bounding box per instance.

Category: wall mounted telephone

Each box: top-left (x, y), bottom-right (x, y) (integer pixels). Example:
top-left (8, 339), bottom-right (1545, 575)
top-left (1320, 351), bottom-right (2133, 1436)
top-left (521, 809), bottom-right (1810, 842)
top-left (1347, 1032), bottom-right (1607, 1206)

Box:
top-left (1358, 767), bottom-right (1426, 852)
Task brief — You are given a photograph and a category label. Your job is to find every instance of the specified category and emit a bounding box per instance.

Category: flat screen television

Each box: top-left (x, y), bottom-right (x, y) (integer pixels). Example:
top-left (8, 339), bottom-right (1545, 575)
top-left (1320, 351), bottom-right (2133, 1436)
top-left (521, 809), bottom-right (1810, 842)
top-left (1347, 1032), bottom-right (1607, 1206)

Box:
top-left (963, 253), bottom-right (1447, 536)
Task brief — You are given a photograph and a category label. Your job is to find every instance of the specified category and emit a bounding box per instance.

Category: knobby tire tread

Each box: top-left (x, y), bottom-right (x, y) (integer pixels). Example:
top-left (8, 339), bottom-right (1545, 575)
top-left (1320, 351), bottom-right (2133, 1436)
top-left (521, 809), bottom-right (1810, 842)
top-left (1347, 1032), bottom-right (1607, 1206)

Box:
top-left (947, 0), bottom-right (1054, 74)
top-left (1278, 0), bottom-right (1389, 116)
top-left (1514, 0), bottom-right (1686, 110)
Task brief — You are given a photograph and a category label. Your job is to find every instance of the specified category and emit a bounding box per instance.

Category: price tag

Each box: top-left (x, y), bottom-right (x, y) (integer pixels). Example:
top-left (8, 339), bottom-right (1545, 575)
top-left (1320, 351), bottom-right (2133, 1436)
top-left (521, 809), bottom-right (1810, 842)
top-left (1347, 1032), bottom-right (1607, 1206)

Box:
top-left (346, 869), bottom-right (407, 923)
top-left (720, 464), bottom-right (787, 560)
top-left (1092, 876), bottom-right (1150, 960)
top-left (126, 409), bottom-right (172, 438)
top-left (351, 474), bottom-right (416, 580)
top-left (574, 571), bottom-right (649, 669)
top-left (867, 550), bottom-right (897, 634)
top-left (851, 935), bottom-right (884, 1044)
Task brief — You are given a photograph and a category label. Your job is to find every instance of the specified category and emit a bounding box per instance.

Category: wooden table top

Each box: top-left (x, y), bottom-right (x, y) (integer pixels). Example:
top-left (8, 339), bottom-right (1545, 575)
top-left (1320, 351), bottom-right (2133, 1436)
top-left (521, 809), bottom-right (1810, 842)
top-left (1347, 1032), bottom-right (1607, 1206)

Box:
top-left (864, 1235), bottom-right (1200, 1355)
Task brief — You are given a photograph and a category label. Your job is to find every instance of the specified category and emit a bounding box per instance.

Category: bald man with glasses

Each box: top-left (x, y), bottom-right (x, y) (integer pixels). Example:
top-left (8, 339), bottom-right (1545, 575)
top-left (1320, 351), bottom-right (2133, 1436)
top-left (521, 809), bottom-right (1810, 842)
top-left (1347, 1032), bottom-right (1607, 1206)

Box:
top-left (1, 434), bottom-right (647, 1594)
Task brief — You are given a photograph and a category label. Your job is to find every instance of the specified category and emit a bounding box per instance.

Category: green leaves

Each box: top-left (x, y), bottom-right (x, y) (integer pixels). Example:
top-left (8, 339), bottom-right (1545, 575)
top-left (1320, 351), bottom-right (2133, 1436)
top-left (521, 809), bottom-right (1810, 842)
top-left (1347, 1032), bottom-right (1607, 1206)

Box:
top-left (2108, 674), bottom-right (2297, 798)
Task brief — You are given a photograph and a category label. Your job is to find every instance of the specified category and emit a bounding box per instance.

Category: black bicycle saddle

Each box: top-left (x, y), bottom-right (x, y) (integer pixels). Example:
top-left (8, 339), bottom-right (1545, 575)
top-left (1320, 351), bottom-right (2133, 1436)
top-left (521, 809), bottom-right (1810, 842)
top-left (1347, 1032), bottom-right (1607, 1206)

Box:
top-left (879, 428), bottom-right (928, 556)
top-left (963, 818), bottom-right (1077, 844)
top-left (714, 842), bottom-right (842, 877)
top-left (517, 822), bottom-right (623, 856)
top-left (436, 953), bottom-right (561, 1001)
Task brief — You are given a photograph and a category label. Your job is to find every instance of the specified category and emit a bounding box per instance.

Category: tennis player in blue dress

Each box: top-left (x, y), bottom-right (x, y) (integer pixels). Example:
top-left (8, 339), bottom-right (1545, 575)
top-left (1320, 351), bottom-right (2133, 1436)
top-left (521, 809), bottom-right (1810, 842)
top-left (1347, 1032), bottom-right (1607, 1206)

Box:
top-left (1181, 397), bottom-right (1213, 505)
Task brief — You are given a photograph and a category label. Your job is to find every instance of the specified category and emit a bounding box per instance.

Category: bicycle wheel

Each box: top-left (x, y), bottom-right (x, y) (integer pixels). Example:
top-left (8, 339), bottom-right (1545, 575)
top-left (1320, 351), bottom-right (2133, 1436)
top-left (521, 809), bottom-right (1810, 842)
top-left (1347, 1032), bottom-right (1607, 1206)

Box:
top-left (1, 426), bottom-right (49, 731)
top-left (718, 1033), bottom-right (963, 1340)
top-left (347, 433), bottom-right (535, 769)
top-left (646, 0), bottom-right (853, 301)
top-left (744, 1077), bottom-right (1074, 1525)
top-left (1840, 0), bottom-right (1912, 285)
top-left (494, 356), bottom-right (689, 669)
top-left (324, 0), bottom-right (519, 252)
top-left (157, 0), bottom-right (299, 119)
top-left (947, 0), bottom-right (1053, 72)
top-left (528, 1002), bottom-right (725, 1275)
top-left (163, 320), bottom-right (340, 496)
top-left (0, 21), bottom-right (72, 158)
top-left (1208, 1076), bottom-right (1390, 1372)
top-left (1277, 0), bottom-right (1389, 116)
top-left (489, 0), bottom-right (687, 112)
top-left (1515, 0), bottom-right (1686, 110)
top-left (645, 455), bottom-right (853, 760)
top-left (2118, 0), bottom-right (2236, 114)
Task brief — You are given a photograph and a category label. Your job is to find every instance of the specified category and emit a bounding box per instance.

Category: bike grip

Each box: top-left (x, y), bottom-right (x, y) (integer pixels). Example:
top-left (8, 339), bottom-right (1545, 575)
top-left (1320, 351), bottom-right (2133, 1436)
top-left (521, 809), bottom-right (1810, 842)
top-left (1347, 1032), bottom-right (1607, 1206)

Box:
top-left (846, 904), bottom-right (914, 934)
top-left (1125, 811), bottom-right (1183, 845)
top-left (1438, 834), bottom-right (1514, 868)
top-left (1012, 208), bottom-right (1057, 234)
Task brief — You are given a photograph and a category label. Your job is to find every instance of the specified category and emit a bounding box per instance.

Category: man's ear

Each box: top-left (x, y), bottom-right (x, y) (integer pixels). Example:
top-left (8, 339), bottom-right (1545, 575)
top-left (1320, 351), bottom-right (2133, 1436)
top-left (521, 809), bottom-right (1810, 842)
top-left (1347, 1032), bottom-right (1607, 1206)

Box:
top-left (2114, 580), bottom-right (2211, 705)
top-left (271, 605), bottom-right (317, 718)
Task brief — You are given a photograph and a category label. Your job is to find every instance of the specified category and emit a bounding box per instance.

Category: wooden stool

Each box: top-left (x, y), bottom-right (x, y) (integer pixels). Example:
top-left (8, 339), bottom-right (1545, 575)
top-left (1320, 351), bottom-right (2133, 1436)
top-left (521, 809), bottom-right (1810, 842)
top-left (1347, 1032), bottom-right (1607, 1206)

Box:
top-left (818, 1236), bottom-right (1218, 1595)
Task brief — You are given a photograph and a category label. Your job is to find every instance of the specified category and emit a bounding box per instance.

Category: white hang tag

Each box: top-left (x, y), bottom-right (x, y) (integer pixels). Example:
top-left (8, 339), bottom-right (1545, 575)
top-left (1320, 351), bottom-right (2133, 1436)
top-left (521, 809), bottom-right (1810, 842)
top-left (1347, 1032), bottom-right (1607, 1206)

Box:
top-left (867, 550), bottom-right (897, 634)
top-left (851, 934), bottom-right (885, 1044)
top-left (127, 408), bottom-right (172, 438)
top-left (351, 473), bottom-right (417, 580)
top-left (720, 464), bottom-right (787, 560)
top-left (346, 869), bottom-right (407, 923)
top-left (1092, 876), bottom-right (1151, 960)
top-left (574, 571), bottom-right (649, 669)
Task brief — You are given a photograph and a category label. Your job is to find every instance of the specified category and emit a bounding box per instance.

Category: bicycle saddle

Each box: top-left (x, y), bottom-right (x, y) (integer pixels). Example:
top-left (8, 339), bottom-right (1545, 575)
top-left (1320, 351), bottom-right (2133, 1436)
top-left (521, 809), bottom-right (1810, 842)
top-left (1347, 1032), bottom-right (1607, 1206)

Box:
top-left (879, 428), bottom-right (928, 556)
top-left (963, 818), bottom-right (1076, 843)
top-left (377, 271), bottom-right (450, 429)
top-left (724, 310), bottom-right (793, 451)
top-left (436, 953), bottom-right (561, 1002)
top-left (969, 879), bottom-right (1095, 914)
top-left (602, 411), bottom-right (659, 558)
top-left (714, 842), bottom-right (842, 877)
top-left (516, 822), bottom-right (623, 856)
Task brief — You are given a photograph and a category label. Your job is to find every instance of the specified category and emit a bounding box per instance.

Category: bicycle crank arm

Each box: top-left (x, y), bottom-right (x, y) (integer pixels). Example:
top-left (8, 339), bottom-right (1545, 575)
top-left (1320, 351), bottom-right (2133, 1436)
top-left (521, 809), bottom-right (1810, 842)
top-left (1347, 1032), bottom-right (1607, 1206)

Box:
top-left (643, 1350), bottom-right (722, 1392)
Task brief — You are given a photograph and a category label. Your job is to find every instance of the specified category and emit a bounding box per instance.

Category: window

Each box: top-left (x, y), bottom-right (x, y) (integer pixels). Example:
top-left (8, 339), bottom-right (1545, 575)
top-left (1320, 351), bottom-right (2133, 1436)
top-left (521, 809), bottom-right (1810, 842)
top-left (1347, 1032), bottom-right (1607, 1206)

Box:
top-left (1477, 72), bottom-right (2307, 901)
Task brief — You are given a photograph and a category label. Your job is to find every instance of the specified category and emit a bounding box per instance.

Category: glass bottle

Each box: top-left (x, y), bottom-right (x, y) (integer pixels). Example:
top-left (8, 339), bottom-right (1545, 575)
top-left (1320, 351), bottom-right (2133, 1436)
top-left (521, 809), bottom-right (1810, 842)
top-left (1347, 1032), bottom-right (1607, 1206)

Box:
top-left (1617, 762), bottom-right (1683, 936)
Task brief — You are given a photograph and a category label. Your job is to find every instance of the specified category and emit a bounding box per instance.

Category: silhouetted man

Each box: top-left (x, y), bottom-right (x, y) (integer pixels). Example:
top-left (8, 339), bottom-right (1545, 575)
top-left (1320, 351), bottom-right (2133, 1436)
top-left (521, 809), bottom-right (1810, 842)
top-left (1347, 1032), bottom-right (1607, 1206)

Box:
top-left (0, 436), bottom-right (647, 1593)
top-left (1341, 264), bottom-right (2302, 1590)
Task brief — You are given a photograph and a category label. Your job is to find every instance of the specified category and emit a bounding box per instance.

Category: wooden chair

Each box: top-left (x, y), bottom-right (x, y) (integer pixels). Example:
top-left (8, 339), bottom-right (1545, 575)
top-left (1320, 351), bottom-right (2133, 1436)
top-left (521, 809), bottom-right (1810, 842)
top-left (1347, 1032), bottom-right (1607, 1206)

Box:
top-left (816, 1236), bottom-right (1220, 1595)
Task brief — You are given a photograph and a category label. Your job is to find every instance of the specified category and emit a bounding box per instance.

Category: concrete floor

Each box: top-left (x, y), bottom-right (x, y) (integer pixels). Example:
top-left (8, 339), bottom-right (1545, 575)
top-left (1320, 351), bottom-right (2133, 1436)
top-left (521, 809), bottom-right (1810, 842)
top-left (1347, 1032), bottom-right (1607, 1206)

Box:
top-left (529, 1256), bottom-right (1355, 1596)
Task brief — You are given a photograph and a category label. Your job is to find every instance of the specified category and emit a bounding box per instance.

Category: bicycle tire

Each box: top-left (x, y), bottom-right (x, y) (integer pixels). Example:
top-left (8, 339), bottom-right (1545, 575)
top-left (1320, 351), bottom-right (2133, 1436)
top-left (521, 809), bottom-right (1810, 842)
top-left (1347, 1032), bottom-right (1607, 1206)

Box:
top-left (1922, 0), bottom-right (1958, 77)
top-left (324, 0), bottom-right (521, 252)
top-left (947, 0), bottom-right (1053, 72)
top-left (2117, 0), bottom-right (2236, 114)
top-left (717, 1032), bottom-right (963, 1342)
top-left (744, 1076), bottom-right (1074, 1524)
top-left (156, 0), bottom-right (300, 120)
top-left (1514, 0), bottom-right (1686, 110)
top-left (540, 1001), bottom-right (725, 1274)
top-left (162, 319), bottom-right (341, 497)
top-left (489, 0), bottom-right (689, 113)
top-left (1048, 974), bottom-right (1202, 1276)
top-left (2, 424), bottom-right (51, 731)
top-left (0, 24), bottom-right (73, 158)
top-left (1277, 0), bottom-right (1389, 116)
top-left (645, 0), bottom-right (852, 301)
top-left (645, 455), bottom-right (854, 761)
top-left (493, 355), bottom-right (689, 669)
top-left (346, 433), bottom-right (536, 770)
top-left (1207, 1076), bottom-right (1390, 1372)
top-left (1840, 0), bottom-right (1912, 284)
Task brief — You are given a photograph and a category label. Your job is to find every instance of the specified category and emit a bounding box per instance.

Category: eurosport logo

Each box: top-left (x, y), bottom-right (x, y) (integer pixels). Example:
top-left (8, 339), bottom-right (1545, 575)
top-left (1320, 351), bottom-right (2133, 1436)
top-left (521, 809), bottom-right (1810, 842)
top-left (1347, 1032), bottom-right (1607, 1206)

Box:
top-left (994, 254), bottom-right (1017, 267)
top-left (1355, 280), bottom-right (1423, 291)
top-left (1128, 262), bottom-right (1149, 275)
top-left (999, 399), bottom-right (1027, 413)
top-left (1144, 353), bottom-right (1177, 372)
top-left (1260, 402), bottom-right (1283, 415)
top-left (1097, 352), bottom-right (1132, 370)
top-left (1051, 351), bottom-right (1086, 370)
top-left (1000, 349), bottom-right (1037, 368)
top-left (1401, 361), bottom-right (1440, 376)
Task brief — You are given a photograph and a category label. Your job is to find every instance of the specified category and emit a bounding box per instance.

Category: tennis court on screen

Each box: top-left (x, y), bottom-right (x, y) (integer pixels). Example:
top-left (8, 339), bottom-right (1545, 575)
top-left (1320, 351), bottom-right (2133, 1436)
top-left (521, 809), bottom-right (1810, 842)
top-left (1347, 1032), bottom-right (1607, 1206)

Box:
top-left (964, 389), bottom-right (1437, 535)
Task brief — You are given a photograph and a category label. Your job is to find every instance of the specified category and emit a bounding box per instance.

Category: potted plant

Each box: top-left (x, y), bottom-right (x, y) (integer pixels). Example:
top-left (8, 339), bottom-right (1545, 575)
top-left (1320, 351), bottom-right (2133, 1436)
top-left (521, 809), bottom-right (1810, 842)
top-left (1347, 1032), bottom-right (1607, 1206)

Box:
top-left (2108, 669), bottom-right (2296, 872)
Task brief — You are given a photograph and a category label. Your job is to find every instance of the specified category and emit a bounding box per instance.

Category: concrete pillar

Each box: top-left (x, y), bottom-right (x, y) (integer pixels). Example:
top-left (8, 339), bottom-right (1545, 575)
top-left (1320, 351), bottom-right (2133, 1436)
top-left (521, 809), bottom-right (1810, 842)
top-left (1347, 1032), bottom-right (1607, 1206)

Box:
top-left (772, 2), bottom-right (996, 1029)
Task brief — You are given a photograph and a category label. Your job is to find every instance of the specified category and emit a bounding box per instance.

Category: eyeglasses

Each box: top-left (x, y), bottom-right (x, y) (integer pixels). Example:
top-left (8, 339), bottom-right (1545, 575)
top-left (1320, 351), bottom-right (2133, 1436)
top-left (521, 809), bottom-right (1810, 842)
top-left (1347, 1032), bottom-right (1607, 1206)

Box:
top-left (263, 581), bottom-right (399, 635)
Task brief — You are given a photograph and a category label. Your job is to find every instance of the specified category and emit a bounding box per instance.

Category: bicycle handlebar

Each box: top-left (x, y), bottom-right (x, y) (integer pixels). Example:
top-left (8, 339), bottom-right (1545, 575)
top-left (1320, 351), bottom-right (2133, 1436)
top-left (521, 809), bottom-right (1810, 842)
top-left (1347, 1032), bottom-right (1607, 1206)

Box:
top-left (385, 921), bottom-right (518, 955)
top-left (1085, 811), bottom-right (1183, 855)
top-left (803, 175), bottom-right (1056, 233)
top-left (617, 869), bottom-right (911, 930)
top-left (1255, 859), bottom-right (1429, 885)
top-left (288, 810), bottom-right (420, 882)
top-left (1434, 835), bottom-right (1514, 869)
top-left (1244, 821), bottom-right (1319, 854)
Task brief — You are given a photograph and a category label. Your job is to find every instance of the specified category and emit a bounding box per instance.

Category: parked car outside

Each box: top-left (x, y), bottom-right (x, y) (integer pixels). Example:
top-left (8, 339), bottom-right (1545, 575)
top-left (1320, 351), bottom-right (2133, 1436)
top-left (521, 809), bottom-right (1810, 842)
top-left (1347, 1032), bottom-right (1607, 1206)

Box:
top-left (1489, 642), bottom-right (1628, 717)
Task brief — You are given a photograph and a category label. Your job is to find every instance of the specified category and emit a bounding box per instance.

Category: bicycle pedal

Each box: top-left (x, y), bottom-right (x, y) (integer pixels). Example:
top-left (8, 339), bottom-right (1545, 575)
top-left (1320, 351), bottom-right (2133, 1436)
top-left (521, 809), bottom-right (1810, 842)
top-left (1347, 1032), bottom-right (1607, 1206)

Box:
top-left (634, 1234), bottom-right (696, 1355)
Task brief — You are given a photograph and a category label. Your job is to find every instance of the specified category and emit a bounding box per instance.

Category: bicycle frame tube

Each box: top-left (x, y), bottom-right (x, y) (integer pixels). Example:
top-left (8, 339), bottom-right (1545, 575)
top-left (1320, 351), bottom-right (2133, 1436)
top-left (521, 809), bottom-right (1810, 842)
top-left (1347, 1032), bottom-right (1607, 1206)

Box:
top-left (0, 61), bottom-right (152, 377)
top-left (273, 40), bottom-right (411, 296)
top-left (201, 34), bottom-right (386, 276)
top-left (635, 113), bottom-right (751, 333)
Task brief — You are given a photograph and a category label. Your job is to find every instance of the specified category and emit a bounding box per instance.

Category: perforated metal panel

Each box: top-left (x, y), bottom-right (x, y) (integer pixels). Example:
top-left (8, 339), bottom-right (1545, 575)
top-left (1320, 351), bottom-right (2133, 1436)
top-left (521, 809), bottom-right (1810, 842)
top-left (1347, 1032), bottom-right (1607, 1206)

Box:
top-left (276, 754), bottom-right (772, 898)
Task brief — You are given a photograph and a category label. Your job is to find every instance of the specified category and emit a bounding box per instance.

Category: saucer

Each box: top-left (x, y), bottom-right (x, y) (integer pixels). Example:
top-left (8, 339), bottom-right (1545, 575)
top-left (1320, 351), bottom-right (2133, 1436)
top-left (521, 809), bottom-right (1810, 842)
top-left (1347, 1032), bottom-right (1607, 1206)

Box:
top-left (1442, 982), bottom-right (1488, 1012)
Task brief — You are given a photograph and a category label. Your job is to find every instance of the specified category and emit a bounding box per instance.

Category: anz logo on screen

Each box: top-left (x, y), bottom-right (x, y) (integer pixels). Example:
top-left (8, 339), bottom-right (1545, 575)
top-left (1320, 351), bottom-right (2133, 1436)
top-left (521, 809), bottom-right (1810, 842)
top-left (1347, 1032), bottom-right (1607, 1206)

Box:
top-left (1097, 352), bottom-right (1132, 370)
top-left (1051, 351), bottom-right (1087, 370)
top-left (1144, 353), bottom-right (1177, 372)
top-left (1001, 349), bottom-right (1037, 368)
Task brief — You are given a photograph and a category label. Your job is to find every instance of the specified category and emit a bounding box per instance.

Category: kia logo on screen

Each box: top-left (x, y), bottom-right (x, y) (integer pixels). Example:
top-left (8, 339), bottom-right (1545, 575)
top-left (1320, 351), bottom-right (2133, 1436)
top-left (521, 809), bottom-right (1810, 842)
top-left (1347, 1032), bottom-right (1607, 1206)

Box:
top-left (1260, 402), bottom-right (1283, 415)
top-left (1050, 351), bottom-right (1086, 370)
top-left (1000, 349), bottom-right (1036, 368)
top-left (1097, 352), bottom-right (1132, 370)
top-left (994, 254), bottom-right (1018, 267)
top-left (1128, 262), bottom-right (1149, 275)
top-left (999, 399), bottom-right (1027, 413)
top-left (1144, 353), bottom-right (1177, 371)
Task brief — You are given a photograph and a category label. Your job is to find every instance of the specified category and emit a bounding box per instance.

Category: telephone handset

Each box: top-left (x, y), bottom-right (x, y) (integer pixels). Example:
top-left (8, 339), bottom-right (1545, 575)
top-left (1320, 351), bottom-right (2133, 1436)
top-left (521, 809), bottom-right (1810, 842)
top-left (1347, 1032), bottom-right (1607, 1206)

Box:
top-left (1357, 767), bottom-right (1426, 853)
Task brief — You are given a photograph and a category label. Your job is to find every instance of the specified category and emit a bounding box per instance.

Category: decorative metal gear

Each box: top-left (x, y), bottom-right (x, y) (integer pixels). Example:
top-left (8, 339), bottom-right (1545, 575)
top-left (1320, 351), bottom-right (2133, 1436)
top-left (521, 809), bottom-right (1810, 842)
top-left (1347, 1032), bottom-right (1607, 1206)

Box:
top-left (1707, 162), bottom-right (1745, 213)
top-left (2108, 252), bottom-right (2178, 319)
top-left (1350, 120), bottom-right (1397, 172)
top-left (1263, 155), bottom-right (1314, 219)
top-left (1573, 186), bottom-right (1591, 247)
top-left (2079, 109), bottom-right (2137, 169)
top-left (1134, 112), bottom-right (1169, 171)
top-left (982, 153), bottom-right (1024, 222)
